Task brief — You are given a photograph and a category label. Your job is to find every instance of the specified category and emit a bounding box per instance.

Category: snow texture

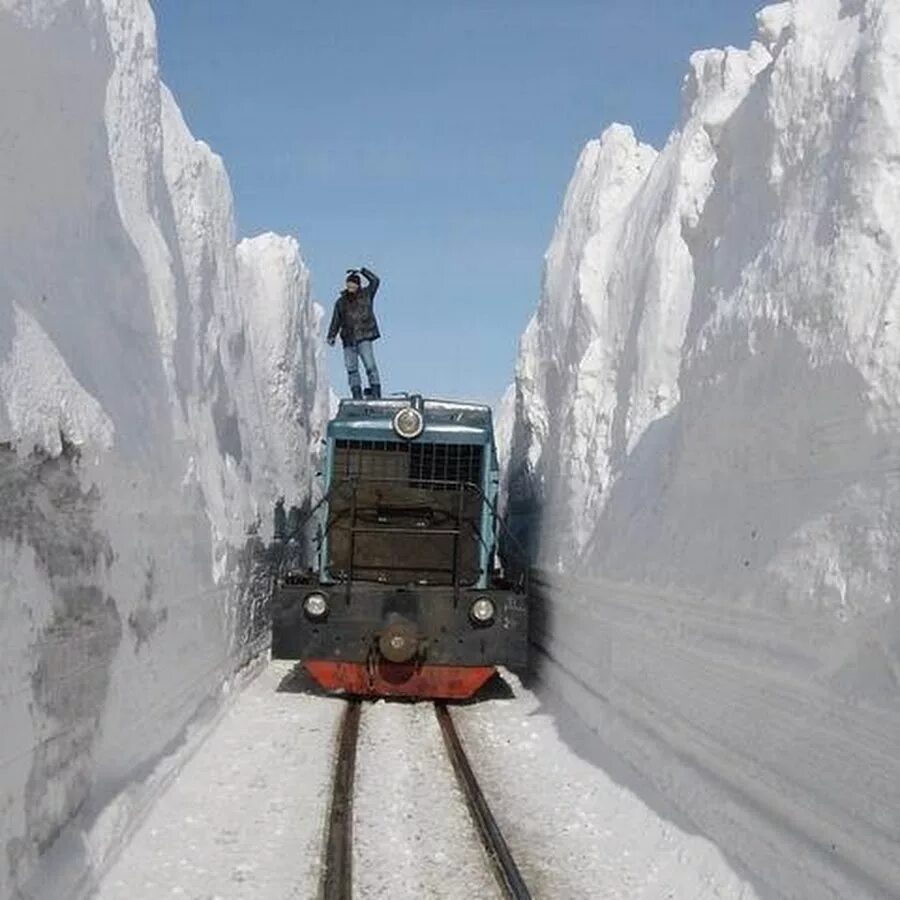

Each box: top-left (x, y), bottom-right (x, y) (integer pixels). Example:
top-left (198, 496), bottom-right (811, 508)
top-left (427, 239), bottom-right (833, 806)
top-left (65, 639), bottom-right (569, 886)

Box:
top-left (0, 2), bottom-right (327, 896)
top-left (506, 1), bottom-right (900, 897)
top-left (93, 667), bottom-right (757, 900)
top-left (353, 701), bottom-right (498, 899)
top-left (92, 662), bottom-right (341, 900)
top-left (494, 383), bottom-right (516, 519)
top-left (454, 674), bottom-right (758, 899)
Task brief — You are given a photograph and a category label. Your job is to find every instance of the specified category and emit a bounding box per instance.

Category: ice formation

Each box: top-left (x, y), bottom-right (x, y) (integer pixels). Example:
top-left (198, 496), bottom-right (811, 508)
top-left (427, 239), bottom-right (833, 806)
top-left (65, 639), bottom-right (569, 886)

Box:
top-left (0, 0), bottom-right (327, 895)
top-left (506, 1), bottom-right (900, 897)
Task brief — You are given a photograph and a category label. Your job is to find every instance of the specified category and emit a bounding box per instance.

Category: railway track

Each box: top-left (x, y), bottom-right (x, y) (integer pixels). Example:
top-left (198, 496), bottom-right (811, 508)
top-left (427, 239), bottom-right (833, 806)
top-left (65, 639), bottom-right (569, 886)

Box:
top-left (320, 699), bottom-right (362, 899)
top-left (319, 699), bottom-right (532, 900)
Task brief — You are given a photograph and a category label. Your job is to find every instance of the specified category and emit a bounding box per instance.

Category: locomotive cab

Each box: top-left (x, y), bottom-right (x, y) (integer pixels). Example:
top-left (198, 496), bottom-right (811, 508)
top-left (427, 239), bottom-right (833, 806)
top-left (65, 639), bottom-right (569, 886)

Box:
top-left (272, 394), bottom-right (528, 700)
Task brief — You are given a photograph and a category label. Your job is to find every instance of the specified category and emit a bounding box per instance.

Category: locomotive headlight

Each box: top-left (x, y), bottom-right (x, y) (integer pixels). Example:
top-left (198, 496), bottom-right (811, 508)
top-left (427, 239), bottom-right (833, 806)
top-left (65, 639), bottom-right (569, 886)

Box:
top-left (469, 597), bottom-right (496, 626)
top-left (303, 592), bottom-right (329, 620)
top-left (392, 406), bottom-right (425, 440)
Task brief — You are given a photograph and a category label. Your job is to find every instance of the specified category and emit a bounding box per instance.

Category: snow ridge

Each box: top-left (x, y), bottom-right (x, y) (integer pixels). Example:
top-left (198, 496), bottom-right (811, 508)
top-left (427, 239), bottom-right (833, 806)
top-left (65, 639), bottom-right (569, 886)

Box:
top-left (0, 1), bottom-right (327, 896)
top-left (507, 1), bottom-right (900, 897)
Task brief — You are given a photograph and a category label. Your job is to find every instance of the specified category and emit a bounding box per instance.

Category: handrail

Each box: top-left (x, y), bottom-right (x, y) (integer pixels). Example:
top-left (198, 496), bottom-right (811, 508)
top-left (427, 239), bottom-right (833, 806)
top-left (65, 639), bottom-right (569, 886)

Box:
top-left (330, 479), bottom-right (494, 568)
top-left (275, 474), bottom-right (531, 595)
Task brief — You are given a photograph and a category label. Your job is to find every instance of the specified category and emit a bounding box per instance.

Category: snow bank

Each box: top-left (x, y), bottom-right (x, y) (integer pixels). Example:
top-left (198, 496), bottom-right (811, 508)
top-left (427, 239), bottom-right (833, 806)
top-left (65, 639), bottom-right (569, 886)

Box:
top-left (0, 1), bottom-right (327, 896)
top-left (494, 383), bottom-right (515, 517)
top-left (507, 1), bottom-right (900, 897)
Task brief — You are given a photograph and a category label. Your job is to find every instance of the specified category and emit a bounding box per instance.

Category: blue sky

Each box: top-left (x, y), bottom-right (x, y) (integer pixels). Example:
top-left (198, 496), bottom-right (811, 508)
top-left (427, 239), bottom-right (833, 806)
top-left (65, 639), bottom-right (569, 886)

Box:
top-left (151, 0), bottom-right (763, 404)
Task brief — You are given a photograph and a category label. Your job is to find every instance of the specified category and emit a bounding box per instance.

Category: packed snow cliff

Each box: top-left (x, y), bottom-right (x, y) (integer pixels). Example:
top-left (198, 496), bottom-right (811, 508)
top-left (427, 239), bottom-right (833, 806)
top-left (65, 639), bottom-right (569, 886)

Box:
top-left (0, 1), bottom-right (328, 896)
top-left (505, 0), bottom-right (900, 897)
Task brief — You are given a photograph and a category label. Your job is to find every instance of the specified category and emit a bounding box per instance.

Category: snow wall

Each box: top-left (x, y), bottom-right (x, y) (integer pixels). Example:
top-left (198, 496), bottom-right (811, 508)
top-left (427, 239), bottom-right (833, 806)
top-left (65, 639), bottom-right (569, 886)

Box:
top-left (504, 1), bottom-right (900, 898)
top-left (0, 2), bottom-right (329, 897)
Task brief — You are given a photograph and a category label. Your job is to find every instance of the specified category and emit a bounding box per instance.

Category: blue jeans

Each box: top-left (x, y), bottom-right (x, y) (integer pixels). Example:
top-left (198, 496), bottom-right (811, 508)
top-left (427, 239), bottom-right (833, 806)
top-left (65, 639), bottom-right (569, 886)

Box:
top-left (343, 340), bottom-right (380, 395)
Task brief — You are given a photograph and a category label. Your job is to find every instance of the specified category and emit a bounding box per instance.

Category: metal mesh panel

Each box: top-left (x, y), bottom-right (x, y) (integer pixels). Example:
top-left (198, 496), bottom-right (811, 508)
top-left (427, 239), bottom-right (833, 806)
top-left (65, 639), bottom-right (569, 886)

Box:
top-left (410, 443), bottom-right (483, 488)
top-left (328, 439), bottom-right (485, 585)
top-left (334, 440), bottom-right (483, 488)
top-left (333, 440), bottom-right (409, 481)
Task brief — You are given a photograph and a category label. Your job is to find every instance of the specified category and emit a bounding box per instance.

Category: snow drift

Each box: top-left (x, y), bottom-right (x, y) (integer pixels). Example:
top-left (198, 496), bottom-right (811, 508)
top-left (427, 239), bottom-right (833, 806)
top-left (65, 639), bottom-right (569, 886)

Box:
top-left (0, 1), bottom-right (328, 896)
top-left (505, 1), bottom-right (900, 897)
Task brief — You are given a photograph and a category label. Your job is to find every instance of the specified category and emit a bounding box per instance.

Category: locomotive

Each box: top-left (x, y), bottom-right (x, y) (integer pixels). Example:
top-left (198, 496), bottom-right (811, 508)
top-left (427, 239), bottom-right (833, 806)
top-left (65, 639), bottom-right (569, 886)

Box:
top-left (271, 394), bottom-right (528, 700)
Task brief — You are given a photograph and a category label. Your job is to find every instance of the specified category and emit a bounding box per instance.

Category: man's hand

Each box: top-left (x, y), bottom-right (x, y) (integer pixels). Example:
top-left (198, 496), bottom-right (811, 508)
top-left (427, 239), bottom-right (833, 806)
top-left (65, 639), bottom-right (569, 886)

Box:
top-left (327, 337), bottom-right (336, 347)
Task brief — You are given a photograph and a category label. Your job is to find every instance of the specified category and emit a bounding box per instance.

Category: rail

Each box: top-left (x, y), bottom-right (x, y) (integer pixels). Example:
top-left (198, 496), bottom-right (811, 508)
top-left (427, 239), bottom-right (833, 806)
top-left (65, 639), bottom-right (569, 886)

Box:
top-left (319, 699), bottom-right (532, 899)
top-left (435, 702), bottom-right (532, 899)
top-left (320, 699), bottom-right (362, 900)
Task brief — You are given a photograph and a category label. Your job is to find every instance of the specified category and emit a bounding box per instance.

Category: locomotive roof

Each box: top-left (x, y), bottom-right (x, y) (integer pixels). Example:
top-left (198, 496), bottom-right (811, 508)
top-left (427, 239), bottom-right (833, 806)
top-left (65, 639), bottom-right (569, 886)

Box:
top-left (329, 396), bottom-right (497, 459)
top-left (333, 396), bottom-right (493, 431)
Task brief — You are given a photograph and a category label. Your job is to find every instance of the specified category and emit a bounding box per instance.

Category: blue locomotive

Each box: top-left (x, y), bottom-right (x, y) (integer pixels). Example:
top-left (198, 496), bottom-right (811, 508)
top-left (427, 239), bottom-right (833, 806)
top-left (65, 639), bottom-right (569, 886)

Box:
top-left (271, 394), bottom-right (528, 699)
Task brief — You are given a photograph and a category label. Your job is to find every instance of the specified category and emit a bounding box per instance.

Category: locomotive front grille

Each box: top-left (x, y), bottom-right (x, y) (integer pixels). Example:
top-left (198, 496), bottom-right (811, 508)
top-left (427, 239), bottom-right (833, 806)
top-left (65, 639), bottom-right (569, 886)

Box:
top-left (410, 442), bottom-right (483, 489)
top-left (329, 440), bottom-right (486, 585)
top-left (334, 440), bottom-right (483, 489)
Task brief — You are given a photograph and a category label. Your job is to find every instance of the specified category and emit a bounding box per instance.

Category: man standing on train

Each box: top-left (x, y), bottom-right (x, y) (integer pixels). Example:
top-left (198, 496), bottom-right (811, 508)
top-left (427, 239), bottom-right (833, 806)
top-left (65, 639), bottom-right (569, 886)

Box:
top-left (326, 266), bottom-right (383, 400)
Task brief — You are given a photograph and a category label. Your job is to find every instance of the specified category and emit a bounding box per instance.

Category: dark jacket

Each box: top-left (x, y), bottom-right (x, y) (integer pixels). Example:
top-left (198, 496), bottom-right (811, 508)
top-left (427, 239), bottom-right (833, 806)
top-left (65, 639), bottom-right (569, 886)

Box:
top-left (327, 267), bottom-right (381, 346)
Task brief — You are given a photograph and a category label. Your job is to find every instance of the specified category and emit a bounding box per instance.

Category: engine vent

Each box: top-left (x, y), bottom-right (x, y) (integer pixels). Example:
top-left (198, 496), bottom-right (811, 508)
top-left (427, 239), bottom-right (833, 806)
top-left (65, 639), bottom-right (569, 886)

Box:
top-left (334, 440), bottom-right (483, 489)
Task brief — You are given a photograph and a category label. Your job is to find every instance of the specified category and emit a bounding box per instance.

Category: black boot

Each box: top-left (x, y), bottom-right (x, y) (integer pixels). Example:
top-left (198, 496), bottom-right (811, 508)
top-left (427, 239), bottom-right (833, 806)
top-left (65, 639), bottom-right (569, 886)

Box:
top-left (350, 385), bottom-right (363, 400)
top-left (369, 383), bottom-right (381, 399)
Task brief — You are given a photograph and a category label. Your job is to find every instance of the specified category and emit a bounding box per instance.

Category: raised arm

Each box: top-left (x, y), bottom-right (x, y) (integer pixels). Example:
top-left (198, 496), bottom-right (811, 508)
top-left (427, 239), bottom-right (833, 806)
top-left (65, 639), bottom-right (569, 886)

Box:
top-left (360, 266), bottom-right (380, 299)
